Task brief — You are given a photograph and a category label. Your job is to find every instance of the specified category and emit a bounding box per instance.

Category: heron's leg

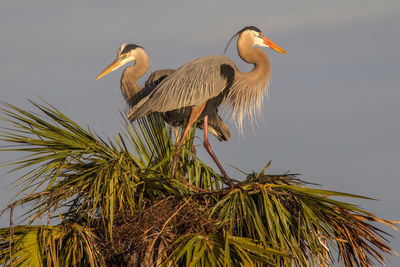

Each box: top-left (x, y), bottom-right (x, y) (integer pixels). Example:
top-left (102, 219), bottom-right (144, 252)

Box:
top-left (203, 116), bottom-right (235, 188)
top-left (171, 103), bottom-right (206, 177)
top-left (174, 127), bottom-right (180, 144)
top-left (191, 143), bottom-right (196, 156)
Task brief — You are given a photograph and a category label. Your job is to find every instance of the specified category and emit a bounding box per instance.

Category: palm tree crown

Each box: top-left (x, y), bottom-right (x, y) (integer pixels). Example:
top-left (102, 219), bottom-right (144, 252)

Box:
top-left (0, 100), bottom-right (398, 266)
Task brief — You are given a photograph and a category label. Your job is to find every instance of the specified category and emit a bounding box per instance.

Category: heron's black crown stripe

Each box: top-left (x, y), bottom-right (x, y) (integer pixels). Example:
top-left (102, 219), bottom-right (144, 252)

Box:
top-left (240, 25), bottom-right (261, 33)
top-left (122, 44), bottom-right (143, 54)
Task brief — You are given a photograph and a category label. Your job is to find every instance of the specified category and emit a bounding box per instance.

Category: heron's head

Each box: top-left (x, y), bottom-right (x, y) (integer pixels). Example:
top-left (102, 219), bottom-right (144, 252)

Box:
top-left (96, 43), bottom-right (143, 80)
top-left (225, 26), bottom-right (286, 54)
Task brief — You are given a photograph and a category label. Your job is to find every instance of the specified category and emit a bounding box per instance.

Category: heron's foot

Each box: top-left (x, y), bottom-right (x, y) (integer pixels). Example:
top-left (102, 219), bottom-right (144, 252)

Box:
top-left (213, 168), bottom-right (234, 188)
top-left (223, 175), bottom-right (236, 189)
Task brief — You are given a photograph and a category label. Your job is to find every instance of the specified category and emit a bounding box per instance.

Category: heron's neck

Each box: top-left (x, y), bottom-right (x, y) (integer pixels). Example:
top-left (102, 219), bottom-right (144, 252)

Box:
top-left (120, 51), bottom-right (149, 105)
top-left (237, 35), bottom-right (270, 82)
top-left (226, 33), bottom-right (271, 132)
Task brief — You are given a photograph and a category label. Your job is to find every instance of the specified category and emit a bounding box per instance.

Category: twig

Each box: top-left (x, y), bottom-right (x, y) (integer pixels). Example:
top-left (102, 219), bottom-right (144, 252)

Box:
top-left (177, 173), bottom-right (213, 193)
top-left (147, 197), bottom-right (192, 254)
top-left (28, 123), bottom-right (44, 141)
top-left (9, 205), bottom-right (14, 267)
top-left (145, 196), bottom-right (175, 211)
top-left (0, 191), bottom-right (51, 218)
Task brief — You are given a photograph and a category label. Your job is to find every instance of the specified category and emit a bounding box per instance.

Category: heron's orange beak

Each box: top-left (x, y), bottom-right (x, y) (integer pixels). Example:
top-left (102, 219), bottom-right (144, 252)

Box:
top-left (96, 58), bottom-right (123, 80)
top-left (263, 36), bottom-right (286, 54)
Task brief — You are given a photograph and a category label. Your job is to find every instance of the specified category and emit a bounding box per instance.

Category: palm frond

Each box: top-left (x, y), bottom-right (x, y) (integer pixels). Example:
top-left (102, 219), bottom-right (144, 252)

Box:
top-left (163, 232), bottom-right (288, 266)
top-left (0, 99), bottom-right (398, 266)
top-left (0, 222), bottom-right (103, 267)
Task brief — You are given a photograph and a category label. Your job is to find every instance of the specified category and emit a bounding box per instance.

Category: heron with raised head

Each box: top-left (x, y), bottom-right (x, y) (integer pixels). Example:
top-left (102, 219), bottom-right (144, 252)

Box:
top-left (96, 43), bottom-right (231, 142)
top-left (127, 26), bottom-right (286, 187)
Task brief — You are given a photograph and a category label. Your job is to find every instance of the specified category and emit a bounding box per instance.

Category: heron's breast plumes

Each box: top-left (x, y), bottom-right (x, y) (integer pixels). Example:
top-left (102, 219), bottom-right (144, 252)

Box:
top-left (224, 71), bottom-right (270, 134)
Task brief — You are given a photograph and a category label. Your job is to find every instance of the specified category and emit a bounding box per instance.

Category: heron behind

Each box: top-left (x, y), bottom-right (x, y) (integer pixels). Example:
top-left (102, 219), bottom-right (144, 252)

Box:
top-left (96, 43), bottom-right (232, 142)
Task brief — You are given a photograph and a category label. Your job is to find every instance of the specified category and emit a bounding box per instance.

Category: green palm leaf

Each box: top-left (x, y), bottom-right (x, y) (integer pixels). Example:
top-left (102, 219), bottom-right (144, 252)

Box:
top-left (0, 99), bottom-right (398, 266)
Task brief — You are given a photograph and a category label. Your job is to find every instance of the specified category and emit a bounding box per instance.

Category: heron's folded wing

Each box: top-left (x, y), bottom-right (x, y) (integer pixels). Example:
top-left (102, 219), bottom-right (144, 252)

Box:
top-left (128, 55), bottom-right (235, 121)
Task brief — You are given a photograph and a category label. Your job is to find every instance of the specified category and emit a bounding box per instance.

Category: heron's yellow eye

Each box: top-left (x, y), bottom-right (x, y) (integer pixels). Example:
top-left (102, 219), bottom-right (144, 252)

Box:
top-left (121, 54), bottom-right (128, 58)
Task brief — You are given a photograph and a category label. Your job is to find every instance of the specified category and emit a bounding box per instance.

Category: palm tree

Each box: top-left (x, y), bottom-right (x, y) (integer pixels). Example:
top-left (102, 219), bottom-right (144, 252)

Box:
top-left (0, 100), bottom-right (398, 266)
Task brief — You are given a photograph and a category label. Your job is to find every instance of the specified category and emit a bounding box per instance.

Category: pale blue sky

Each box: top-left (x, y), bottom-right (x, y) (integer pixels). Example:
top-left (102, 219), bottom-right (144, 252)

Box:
top-left (1, 1), bottom-right (400, 265)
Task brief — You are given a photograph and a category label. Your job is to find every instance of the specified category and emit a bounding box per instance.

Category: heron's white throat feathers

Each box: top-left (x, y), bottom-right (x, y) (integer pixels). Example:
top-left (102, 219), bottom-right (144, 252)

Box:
top-left (118, 49), bottom-right (137, 68)
top-left (253, 32), bottom-right (270, 48)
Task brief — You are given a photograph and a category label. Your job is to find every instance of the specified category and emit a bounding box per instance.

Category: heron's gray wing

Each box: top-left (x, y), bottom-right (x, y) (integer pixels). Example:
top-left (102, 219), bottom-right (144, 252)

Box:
top-left (127, 69), bottom-right (174, 107)
top-left (152, 56), bottom-right (235, 111)
top-left (128, 55), bottom-right (235, 121)
top-left (145, 69), bottom-right (175, 87)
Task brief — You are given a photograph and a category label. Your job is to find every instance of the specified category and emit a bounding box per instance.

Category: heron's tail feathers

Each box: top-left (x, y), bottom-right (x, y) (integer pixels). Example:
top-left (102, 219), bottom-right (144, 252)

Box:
top-left (208, 123), bottom-right (231, 141)
top-left (200, 111), bottom-right (232, 142)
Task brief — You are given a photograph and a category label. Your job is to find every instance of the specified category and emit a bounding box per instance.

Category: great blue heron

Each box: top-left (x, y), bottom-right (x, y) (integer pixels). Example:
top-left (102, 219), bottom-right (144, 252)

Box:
top-left (96, 43), bottom-right (231, 142)
top-left (127, 26), bottom-right (286, 187)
